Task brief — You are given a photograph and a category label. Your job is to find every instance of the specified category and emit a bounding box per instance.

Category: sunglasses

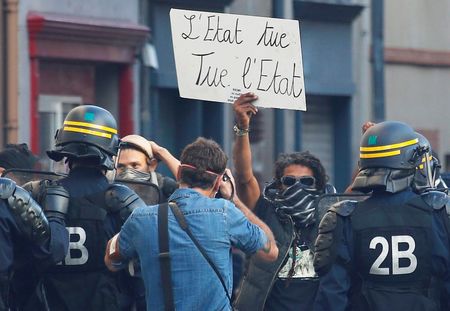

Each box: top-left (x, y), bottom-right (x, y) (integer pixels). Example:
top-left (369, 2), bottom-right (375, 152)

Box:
top-left (280, 175), bottom-right (316, 187)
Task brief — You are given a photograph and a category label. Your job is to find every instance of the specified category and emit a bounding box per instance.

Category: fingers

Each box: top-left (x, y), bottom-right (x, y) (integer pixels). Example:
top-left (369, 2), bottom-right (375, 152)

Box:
top-left (236, 92), bottom-right (258, 104)
top-left (361, 121), bottom-right (375, 134)
top-left (240, 103), bottom-right (258, 115)
top-left (149, 141), bottom-right (162, 156)
top-left (233, 92), bottom-right (258, 128)
top-left (149, 141), bottom-right (159, 149)
top-left (233, 93), bottom-right (258, 114)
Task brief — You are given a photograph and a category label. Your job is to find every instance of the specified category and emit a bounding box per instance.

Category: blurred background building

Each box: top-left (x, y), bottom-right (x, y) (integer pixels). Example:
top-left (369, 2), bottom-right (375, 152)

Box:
top-left (1, 0), bottom-right (449, 190)
top-left (0, 0), bottom-right (149, 167)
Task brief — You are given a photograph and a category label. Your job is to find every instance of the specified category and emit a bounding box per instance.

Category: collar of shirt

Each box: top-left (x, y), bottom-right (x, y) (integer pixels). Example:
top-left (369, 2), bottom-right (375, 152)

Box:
top-left (168, 187), bottom-right (204, 202)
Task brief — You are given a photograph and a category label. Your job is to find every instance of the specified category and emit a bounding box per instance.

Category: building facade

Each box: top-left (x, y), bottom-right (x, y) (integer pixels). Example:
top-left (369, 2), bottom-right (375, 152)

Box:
top-left (384, 0), bottom-right (450, 172)
top-left (1, 0), bottom-right (149, 168)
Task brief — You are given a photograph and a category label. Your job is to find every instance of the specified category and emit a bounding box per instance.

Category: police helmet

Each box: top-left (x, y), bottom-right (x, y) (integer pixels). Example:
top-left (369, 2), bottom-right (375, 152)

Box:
top-left (47, 105), bottom-right (120, 170)
top-left (359, 121), bottom-right (424, 170)
top-left (353, 121), bottom-right (428, 193)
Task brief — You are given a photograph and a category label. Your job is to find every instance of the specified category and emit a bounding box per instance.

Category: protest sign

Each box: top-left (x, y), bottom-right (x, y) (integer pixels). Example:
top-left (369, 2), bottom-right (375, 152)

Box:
top-left (170, 9), bottom-right (306, 110)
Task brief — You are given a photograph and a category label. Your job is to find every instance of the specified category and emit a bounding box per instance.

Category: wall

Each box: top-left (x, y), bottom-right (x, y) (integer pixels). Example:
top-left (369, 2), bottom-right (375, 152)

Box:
top-left (16, 0), bottom-right (140, 144)
top-left (385, 0), bottom-right (450, 50)
top-left (384, 0), bottom-right (450, 167)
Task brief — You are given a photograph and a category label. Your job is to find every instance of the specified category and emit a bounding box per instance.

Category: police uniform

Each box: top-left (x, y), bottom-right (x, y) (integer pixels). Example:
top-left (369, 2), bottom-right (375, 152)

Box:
top-left (0, 178), bottom-right (69, 310)
top-left (26, 105), bottom-right (147, 311)
top-left (314, 121), bottom-right (450, 311)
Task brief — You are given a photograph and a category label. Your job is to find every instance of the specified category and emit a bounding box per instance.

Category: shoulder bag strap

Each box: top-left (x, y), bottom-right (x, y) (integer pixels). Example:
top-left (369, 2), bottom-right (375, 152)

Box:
top-left (169, 202), bottom-right (232, 304)
top-left (158, 203), bottom-right (175, 311)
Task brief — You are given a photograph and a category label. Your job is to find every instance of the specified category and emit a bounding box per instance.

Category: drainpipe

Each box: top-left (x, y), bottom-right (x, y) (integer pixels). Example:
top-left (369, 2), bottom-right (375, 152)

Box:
top-left (371, 0), bottom-right (385, 122)
top-left (273, 0), bottom-right (285, 157)
top-left (0, 0), bottom-right (5, 147)
top-left (5, 0), bottom-right (19, 144)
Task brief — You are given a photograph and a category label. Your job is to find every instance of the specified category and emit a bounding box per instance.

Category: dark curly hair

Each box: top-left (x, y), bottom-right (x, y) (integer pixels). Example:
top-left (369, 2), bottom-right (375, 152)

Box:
top-left (274, 151), bottom-right (328, 192)
top-left (179, 137), bottom-right (228, 189)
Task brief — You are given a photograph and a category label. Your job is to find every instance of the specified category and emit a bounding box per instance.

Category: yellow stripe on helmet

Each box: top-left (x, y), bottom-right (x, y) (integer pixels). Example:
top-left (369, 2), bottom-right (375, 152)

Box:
top-left (63, 126), bottom-right (112, 139)
top-left (360, 150), bottom-right (401, 159)
top-left (360, 138), bottom-right (418, 152)
top-left (64, 121), bottom-right (117, 134)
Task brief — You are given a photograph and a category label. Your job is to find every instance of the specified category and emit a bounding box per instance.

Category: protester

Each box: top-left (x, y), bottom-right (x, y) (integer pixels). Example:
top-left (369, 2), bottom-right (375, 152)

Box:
top-left (314, 121), bottom-right (450, 310)
top-left (105, 137), bottom-right (278, 311)
top-left (0, 143), bottom-right (38, 175)
top-left (23, 105), bottom-right (147, 310)
top-left (232, 93), bottom-right (335, 311)
top-left (117, 135), bottom-right (177, 202)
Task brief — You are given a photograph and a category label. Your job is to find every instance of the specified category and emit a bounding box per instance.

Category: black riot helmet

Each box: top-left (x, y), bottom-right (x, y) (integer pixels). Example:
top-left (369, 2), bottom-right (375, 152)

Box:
top-left (352, 121), bottom-right (428, 193)
top-left (47, 105), bottom-right (120, 170)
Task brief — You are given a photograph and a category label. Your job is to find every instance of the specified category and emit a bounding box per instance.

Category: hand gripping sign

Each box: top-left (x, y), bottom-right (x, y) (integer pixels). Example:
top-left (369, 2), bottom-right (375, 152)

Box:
top-left (170, 9), bottom-right (307, 111)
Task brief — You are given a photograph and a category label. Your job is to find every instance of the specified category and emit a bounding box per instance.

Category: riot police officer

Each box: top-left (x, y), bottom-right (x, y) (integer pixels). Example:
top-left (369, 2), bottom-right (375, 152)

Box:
top-left (0, 177), bottom-right (69, 310)
top-left (314, 121), bottom-right (450, 311)
top-left (25, 105), bottom-right (146, 310)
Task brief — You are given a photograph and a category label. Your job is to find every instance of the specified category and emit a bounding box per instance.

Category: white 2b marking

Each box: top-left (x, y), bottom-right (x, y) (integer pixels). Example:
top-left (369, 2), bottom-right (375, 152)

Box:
top-left (369, 235), bottom-right (417, 275)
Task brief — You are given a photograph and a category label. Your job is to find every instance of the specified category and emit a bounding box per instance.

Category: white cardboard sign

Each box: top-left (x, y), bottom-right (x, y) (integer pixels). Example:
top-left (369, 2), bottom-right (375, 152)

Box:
top-left (170, 9), bottom-right (306, 111)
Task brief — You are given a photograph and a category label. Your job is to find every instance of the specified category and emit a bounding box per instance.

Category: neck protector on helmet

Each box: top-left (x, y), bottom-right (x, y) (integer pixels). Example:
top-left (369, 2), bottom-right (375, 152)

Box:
top-left (352, 167), bottom-right (415, 193)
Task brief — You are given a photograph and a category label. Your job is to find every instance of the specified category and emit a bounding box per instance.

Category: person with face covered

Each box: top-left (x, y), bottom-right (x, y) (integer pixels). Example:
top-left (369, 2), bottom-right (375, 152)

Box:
top-left (117, 135), bottom-right (178, 203)
top-left (232, 93), bottom-right (336, 311)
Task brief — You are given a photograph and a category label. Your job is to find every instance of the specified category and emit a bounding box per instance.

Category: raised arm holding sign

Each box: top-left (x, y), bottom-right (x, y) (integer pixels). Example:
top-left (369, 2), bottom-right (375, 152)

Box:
top-left (170, 9), bottom-right (307, 111)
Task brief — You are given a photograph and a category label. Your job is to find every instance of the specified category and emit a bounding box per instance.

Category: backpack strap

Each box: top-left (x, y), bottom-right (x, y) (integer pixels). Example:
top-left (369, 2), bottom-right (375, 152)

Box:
top-left (158, 203), bottom-right (175, 311)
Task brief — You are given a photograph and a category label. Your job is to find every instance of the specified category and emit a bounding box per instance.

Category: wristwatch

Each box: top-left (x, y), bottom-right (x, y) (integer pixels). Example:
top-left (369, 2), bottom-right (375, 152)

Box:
top-left (233, 124), bottom-right (250, 136)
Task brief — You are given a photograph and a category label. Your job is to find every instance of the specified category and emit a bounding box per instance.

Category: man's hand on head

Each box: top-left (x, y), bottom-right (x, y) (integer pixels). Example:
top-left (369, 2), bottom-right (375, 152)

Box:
top-left (233, 93), bottom-right (258, 129)
top-left (149, 141), bottom-right (164, 161)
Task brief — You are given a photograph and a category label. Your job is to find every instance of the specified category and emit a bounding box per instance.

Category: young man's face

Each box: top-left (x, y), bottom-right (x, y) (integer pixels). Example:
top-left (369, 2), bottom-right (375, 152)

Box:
top-left (117, 149), bottom-right (151, 174)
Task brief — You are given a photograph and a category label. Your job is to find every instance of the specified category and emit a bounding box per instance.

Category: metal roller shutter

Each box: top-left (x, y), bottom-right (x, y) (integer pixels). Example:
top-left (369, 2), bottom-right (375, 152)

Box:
top-left (301, 98), bottom-right (335, 184)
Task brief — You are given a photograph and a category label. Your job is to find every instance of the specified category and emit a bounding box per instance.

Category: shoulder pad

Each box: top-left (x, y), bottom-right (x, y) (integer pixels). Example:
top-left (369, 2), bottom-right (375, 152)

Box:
top-left (314, 210), bottom-right (338, 275)
top-left (42, 183), bottom-right (70, 219)
top-left (6, 183), bottom-right (50, 244)
top-left (0, 178), bottom-right (16, 199)
top-left (105, 183), bottom-right (146, 221)
top-left (421, 191), bottom-right (449, 210)
top-left (317, 210), bottom-right (338, 234)
top-left (329, 200), bottom-right (357, 217)
top-left (313, 201), bottom-right (355, 276)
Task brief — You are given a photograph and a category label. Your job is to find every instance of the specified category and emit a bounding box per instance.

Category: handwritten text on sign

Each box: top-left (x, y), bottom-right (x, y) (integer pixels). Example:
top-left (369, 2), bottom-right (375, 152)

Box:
top-left (170, 9), bottom-right (306, 111)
